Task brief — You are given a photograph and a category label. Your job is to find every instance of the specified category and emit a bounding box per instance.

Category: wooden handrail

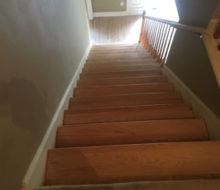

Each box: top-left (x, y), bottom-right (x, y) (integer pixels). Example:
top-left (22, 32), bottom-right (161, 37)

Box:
top-left (144, 15), bottom-right (206, 35)
top-left (139, 12), bottom-right (206, 65)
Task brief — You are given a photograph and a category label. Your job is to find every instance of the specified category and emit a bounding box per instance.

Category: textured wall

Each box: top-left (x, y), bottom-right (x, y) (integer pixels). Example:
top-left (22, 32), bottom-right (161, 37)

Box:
top-left (0, 0), bottom-right (90, 189)
top-left (92, 0), bottom-right (127, 12)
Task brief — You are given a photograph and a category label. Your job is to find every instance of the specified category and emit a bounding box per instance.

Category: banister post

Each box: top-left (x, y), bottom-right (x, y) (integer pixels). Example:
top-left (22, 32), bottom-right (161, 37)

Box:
top-left (139, 11), bottom-right (146, 44)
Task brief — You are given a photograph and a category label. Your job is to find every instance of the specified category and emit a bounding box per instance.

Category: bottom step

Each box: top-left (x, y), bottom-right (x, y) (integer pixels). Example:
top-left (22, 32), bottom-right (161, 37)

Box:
top-left (45, 141), bottom-right (220, 186)
top-left (36, 180), bottom-right (220, 190)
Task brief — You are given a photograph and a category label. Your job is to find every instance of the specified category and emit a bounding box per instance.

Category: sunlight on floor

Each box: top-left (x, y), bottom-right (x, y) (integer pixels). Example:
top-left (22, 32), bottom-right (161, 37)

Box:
top-left (121, 17), bottom-right (142, 44)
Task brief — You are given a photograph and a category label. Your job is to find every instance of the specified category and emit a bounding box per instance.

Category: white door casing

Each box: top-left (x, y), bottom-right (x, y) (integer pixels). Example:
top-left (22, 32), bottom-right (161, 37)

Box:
top-left (86, 0), bottom-right (93, 20)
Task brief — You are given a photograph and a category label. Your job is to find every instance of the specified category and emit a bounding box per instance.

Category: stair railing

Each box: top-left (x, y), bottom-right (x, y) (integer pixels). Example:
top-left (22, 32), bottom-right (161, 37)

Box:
top-left (139, 11), bottom-right (206, 65)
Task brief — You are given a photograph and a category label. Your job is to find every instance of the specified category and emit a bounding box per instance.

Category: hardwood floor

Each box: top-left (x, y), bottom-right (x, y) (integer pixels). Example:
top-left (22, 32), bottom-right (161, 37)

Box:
top-left (90, 16), bottom-right (142, 44)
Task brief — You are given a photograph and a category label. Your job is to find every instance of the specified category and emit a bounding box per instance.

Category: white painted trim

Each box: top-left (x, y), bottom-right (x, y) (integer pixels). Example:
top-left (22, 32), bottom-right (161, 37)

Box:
top-left (162, 65), bottom-right (220, 140)
top-left (93, 11), bottom-right (128, 17)
top-left (86, 0), bottom-right (93, 20)
top-left (21, 43), bottom-right (92, 190)
top-left (127, 9), bottom-right (144, 15)
top-left (93, 10), bottom-right (142, 17)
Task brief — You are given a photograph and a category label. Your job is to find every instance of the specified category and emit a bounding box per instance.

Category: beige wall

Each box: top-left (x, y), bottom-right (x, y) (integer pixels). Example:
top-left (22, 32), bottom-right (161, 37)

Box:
top-left (175, 0), bottom-right (219, 27)
top-left (0, 0), bottom-right (90, 189)
top-left (92, 0), bottom-right (127, 12)
top-left (166, 0), bottom-right (220, 118)
top-left (167, 30), bottom-right (220, 118)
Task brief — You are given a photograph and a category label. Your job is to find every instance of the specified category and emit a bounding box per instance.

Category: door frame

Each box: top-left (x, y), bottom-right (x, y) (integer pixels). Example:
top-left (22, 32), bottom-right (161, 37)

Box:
top-left (86, 0), bottom-right (93, 20)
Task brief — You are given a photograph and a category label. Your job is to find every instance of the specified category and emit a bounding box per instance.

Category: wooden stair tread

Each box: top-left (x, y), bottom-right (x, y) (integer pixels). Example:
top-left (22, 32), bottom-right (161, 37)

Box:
top-left (71, 92), bottom-right (181, 103)
top-left (77, 76), bottom-right (168, 86)
top-left (80, 73), bottom-right (163, 80)
top-left (74, 83), bottom-right (174, 97)
top-left (56, 119), bottom-right (208, 148)
top-left (86, 58), bottom-right (155, 64)
top-left (90, 46), bottom-right (145, 51)
top-left (80, 71), bottom-right (162, 79)
top-left (88, 54), bottom-right (150, 59)
top-left (69, 102), bottom-right (187, 113)
top-left (86, 58), bottom-right (155, 63)
top-left (88, 49), bottom-right (149, 53)
top-left (37, 180), bottom-right (220, 190)
top-left (90, 49), bottom-right (147, 53)
top-left (84, 62), bottom-right (159, 67)
top-left (64, 104), bottom-right (193, 124)
top-left (88, 53), bottom-right (150, 57)
top-left (87, 57), bottom-right (152, 62)
top-left (45, 141), bottom-right (220, 185)
top-left (83, 65), bottom-right (161, 73)
top-left (70, 92), bottom-right (183, 110)
top-left (85, 62), bottom-right (159, 67)
top-left (82, 68), bottom-right (161, 75)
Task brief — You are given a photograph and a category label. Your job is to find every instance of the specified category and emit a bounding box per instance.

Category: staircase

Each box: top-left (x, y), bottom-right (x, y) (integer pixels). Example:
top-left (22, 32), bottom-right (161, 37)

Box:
top-left (41, 44), bottom-right (220, 189)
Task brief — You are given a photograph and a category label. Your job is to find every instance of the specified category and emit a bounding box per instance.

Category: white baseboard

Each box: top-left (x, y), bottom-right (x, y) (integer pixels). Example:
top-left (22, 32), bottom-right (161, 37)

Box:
top-left (21, 43), bottom-right (92, 190)
top-left (93, 10), bottom-right (142, 17)
top-left (162, 65), bottom-right (220, 140)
